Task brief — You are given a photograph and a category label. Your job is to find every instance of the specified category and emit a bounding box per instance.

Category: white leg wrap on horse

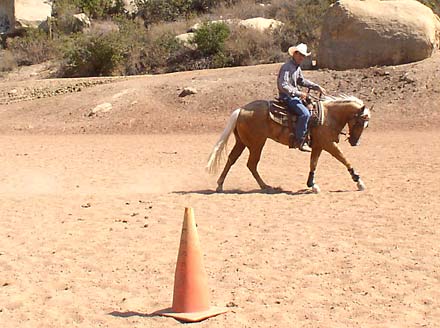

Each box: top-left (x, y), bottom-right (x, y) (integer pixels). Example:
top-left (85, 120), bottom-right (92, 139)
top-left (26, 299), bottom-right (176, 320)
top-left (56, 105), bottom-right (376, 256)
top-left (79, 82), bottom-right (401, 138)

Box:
top-left (357, 179), bottom-right (365, 191)
top-left (312, 184), bottom-right (321, 194)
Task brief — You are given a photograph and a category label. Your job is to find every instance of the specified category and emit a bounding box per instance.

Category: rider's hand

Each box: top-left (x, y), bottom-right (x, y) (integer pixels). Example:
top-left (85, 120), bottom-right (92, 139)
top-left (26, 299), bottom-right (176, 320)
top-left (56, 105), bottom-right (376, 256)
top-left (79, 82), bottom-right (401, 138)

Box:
top-left (299, 92), bottom-right (308, 100)
top-left (318, 86), bottom-right (327, 95)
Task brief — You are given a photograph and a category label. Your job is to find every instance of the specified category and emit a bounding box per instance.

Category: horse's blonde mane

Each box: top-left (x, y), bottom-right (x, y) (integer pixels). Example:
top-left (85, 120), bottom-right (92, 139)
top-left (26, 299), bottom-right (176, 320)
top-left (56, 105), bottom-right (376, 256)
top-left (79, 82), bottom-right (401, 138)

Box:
top-left (322, 94), bottom-right (364, 107)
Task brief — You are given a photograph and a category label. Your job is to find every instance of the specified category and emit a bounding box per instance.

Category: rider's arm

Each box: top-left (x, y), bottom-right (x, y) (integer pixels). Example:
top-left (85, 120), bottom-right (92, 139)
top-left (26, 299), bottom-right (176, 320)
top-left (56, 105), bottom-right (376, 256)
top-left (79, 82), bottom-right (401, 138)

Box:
top-left (297, 67), bottom-right (321, 91)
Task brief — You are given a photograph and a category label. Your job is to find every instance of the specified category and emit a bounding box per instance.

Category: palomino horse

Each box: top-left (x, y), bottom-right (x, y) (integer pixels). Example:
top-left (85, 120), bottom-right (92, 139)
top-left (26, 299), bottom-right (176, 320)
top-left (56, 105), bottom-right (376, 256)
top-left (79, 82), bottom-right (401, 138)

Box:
top-left (206, 95), bottom-right (371, 193)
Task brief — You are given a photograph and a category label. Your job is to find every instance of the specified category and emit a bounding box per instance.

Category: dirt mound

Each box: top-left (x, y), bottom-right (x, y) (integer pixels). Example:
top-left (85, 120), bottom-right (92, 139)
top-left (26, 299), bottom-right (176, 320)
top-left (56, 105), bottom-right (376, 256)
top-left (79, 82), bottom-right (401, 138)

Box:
top-left (0, 51), bottom-right (439, 134)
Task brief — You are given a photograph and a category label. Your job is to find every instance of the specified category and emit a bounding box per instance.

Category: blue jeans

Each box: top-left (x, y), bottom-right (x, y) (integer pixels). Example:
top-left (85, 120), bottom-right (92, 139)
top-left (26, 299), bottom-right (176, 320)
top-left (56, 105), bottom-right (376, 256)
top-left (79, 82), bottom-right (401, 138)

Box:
top-left (280, 94), bottom-right (311, 143)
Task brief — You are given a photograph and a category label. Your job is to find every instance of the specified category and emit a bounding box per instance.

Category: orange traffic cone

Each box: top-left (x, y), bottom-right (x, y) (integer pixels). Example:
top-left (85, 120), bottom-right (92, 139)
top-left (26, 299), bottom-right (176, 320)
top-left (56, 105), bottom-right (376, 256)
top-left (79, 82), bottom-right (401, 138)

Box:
top-left (156, 207), bottom-right (227, 322)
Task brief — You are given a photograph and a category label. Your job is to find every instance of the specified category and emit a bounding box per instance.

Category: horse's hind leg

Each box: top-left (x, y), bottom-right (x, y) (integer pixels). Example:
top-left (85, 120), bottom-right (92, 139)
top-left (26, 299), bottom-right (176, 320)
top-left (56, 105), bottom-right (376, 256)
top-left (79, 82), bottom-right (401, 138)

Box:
top-left (216, 136), bottom-right (245, 192)
top-left (247, 142), bottom-right (272, 190)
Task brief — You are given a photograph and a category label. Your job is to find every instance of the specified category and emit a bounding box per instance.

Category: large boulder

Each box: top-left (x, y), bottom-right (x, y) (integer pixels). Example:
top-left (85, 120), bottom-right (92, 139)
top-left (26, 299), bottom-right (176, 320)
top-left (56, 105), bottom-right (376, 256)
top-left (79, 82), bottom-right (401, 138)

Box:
top-left (0, 0), bottom-right (52, 34)
top-left (318, 0), bottom-right (440, 70)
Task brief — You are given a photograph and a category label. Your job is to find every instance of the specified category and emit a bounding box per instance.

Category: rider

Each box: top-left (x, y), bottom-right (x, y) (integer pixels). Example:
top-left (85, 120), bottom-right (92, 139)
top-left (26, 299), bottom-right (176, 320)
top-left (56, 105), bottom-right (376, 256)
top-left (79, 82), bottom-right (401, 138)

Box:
top-left (277, 43), bottom-right (326, 152)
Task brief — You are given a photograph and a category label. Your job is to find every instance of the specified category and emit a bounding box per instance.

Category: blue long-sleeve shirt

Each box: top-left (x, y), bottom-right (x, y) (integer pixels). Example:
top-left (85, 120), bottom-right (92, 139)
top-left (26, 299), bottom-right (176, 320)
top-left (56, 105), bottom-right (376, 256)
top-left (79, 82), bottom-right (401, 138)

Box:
top-left (277, 59), bottom-right (319, 98)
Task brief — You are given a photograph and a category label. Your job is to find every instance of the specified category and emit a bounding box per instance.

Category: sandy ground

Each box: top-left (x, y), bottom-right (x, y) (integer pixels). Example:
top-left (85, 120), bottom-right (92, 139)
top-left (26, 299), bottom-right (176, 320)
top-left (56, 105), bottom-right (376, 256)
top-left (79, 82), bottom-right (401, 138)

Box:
top-left (1, 130), bottom-right (439, 328)
top-left (1, 50), bottom-right (440, 328)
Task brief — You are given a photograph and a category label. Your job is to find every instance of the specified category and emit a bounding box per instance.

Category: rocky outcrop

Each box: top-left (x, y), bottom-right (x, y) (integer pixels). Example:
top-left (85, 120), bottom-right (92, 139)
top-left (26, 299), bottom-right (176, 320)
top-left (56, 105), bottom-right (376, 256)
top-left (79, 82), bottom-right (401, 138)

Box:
top-left (188, 17), bottom-right (283, 33)
top-left (176, 32), bottom-right (196, 49)
top-left (188, 19), bottom-right (235, 33)
top-left (73, 13), bottom-right (91, 32)
top-left (318, 0), bottom-right (440, 70)
top-left (119, 0), bottom-right (136, 14)
top-left (238, 17), bottom-right (284, 32)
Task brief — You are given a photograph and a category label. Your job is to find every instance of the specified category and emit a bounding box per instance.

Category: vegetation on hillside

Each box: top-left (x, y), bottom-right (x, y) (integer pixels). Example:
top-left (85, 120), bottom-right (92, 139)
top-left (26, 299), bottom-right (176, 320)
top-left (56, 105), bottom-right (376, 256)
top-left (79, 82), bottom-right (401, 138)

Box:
top-left (1, 0), bottom-right (438, 77)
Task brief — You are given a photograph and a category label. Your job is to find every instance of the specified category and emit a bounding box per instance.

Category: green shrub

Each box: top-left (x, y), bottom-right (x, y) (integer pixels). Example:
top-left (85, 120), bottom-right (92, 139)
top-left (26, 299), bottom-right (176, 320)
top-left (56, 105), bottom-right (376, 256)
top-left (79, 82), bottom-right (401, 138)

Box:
top-left (53, 0), bottom-right (126, 19)
top-left (58, 16), bottom-right (189, 76)
top-left (60, 31), bottom-right (125, 77)
top-left (210, 0), bottom-right (266, 19)
top-left (193, 22), bottom-right (230, 56)
top-left (52, 0), bottom-right (83, 35)
top-left (115, 16), bottom-right (188, 75)
top-left (7, 29), bottom-right (58, 66)
top-left (126, 32), bottom-right (185, 74)
top-left (191, 0), bottom-right (241, 13)
top-left (0, 50), bottom-right (17, 72)
top-left (223, 25), bottom-right (283, 67)
top-left (135, 0), bottom-right (193, 25)
top-left (191, 0), bottom-right (219, 12)
top-left (135, 0), bottom-right (241, 26)
top-left (270, 0), bottom-right (334, 53)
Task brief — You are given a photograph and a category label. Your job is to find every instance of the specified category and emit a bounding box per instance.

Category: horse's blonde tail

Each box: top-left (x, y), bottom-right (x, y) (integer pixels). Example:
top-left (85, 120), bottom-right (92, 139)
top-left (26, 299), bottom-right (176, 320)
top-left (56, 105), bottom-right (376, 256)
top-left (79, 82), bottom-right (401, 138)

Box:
top-left (206, 108), bottom-right (241, 174)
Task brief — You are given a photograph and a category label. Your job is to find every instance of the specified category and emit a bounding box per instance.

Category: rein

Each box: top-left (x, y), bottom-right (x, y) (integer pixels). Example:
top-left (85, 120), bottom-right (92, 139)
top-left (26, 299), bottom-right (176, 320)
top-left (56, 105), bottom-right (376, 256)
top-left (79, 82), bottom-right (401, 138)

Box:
top-left (308, 93), bottom-right (323, 102)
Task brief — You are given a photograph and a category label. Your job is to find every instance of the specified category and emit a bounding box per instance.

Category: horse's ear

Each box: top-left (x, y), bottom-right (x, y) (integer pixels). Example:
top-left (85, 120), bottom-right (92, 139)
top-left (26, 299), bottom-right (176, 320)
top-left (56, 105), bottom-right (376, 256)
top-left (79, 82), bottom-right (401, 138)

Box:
top-left (360, 105), bottom-right (370, 119)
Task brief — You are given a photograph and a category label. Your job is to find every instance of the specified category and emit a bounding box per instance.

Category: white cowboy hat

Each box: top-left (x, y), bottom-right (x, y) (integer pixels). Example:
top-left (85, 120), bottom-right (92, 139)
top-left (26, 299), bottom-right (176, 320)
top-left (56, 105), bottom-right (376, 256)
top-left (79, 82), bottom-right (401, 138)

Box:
top-left (288, 43), bottom-right (311, 57)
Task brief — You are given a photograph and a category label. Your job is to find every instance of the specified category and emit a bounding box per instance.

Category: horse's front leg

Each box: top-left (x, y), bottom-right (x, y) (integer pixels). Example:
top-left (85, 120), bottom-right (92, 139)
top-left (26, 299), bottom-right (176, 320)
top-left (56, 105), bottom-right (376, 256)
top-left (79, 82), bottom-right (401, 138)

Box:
top-left (324, 142), bottom-right (365, 191)
top-left (307, 147), bottom-right (322, 193)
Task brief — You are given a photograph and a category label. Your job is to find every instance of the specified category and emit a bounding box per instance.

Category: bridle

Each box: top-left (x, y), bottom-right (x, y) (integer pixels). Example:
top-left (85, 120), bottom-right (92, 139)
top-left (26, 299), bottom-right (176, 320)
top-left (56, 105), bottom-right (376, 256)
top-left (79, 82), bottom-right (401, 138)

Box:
top-left (351, 105), bottom-right (371, 130)
top-left (345, 105), bottom-right (371, 143)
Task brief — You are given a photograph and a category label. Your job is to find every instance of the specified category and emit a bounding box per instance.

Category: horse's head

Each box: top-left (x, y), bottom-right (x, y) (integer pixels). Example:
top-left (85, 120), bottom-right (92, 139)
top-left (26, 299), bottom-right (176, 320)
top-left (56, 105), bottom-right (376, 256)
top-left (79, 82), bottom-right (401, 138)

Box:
top-left (347, 105), bottom-right (371, 146)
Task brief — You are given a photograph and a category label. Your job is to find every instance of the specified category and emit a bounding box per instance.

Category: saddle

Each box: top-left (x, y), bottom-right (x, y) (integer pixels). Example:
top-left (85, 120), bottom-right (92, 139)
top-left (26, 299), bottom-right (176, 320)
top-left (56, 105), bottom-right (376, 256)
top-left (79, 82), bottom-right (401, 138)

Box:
top-left (268, 98), bottom-right (324, 128)
top-left (269, 97), bottom-right (325, 149)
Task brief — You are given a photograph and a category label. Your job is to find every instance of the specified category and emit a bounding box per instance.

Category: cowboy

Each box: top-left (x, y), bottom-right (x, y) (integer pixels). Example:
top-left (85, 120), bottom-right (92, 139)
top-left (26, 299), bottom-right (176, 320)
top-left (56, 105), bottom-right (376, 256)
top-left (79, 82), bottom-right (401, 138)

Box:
top-left (277, 43), bottom-right (326, 152)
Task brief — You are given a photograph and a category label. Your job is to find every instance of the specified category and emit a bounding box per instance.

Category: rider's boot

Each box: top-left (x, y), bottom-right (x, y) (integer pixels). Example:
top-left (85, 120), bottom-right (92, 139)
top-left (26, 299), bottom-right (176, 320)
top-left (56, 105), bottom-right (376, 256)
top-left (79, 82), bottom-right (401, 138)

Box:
top-left (296, 138), bottom-right (312, 152)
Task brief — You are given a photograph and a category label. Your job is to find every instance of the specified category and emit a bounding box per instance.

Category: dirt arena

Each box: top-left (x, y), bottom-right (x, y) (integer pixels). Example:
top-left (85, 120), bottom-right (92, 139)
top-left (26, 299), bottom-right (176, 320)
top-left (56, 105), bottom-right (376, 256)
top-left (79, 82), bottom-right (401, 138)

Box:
top-left (0, 54), bottom-right (439, 327)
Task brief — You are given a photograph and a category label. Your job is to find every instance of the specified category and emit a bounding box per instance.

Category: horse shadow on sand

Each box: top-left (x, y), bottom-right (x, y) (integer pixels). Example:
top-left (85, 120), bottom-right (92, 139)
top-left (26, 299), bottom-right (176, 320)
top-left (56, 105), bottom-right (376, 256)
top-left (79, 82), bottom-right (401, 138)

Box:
top-left (172, 187), bottom-right (314, 196)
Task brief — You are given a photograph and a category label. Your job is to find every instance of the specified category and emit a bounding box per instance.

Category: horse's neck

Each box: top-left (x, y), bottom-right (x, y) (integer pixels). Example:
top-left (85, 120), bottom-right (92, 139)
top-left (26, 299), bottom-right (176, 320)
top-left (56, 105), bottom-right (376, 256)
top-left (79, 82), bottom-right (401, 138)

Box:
top-left (326, 103), bottom-right (357, 131)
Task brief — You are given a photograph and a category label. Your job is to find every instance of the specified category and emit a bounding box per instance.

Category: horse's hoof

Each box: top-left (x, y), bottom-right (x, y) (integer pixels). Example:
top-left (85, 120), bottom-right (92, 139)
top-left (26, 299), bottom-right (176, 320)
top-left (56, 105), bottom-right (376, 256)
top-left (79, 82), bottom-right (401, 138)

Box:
top-left (357, 179), bottom-right (365, 191)
top-left (216, 186), bottom-right (223, 193)
top-left (312, 184), bottom-right (321, 194)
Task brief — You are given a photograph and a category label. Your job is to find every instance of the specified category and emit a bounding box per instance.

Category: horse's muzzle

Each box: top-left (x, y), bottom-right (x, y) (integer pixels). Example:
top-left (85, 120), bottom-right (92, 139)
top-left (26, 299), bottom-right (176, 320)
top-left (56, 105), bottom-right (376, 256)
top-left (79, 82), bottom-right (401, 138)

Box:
top-left (349, 137), bottom-right (360, 146)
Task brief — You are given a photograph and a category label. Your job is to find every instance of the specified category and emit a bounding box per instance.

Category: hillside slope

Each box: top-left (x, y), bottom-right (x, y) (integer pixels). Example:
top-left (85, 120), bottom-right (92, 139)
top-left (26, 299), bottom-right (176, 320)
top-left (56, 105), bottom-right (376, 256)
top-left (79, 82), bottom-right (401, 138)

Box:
top-left (0, 51), bottom-right (439, 134)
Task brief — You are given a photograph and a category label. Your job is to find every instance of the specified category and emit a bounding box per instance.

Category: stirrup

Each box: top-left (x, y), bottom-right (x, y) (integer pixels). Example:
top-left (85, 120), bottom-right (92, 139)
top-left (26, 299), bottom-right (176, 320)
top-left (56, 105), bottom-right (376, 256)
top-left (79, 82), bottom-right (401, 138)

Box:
top-left (299, 140), bottom-right (312, 152)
